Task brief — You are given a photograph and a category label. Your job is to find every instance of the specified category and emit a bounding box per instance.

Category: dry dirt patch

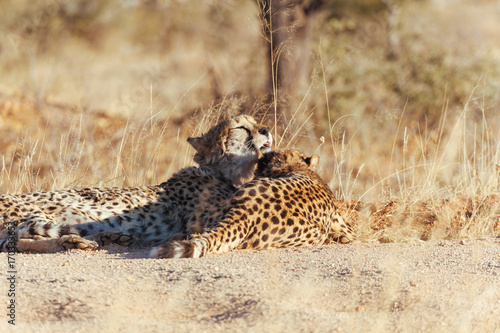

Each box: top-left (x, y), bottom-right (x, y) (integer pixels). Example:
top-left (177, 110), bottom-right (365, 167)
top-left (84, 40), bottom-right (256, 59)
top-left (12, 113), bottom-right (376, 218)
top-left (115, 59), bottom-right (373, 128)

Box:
top-left (1, 239), bottom-right (499, 332)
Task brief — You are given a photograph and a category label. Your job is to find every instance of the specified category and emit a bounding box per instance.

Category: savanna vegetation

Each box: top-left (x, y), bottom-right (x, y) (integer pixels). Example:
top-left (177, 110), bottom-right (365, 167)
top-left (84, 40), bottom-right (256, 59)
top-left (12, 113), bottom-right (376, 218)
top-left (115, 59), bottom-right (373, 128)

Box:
top-left (0, 0), bottom-right (499, 242)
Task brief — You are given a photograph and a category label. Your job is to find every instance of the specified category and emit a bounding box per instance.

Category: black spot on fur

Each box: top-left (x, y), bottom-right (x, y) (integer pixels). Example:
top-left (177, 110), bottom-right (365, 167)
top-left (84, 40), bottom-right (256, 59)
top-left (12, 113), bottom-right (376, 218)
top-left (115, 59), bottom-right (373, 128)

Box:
top-left (28, 226), bottom-right (37, 235)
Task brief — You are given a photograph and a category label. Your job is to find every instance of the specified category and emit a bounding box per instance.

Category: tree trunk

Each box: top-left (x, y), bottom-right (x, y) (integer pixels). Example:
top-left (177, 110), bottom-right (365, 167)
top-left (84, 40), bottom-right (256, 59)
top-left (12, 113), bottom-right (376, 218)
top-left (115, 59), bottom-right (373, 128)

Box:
top-left (260, 0), bottom-right (325, 125)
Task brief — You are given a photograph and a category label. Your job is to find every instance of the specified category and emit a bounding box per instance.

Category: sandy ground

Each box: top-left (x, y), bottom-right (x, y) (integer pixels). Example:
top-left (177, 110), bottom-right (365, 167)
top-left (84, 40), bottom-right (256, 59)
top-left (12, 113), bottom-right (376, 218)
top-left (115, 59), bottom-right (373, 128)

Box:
top-left (1, 239), bottom-right (499, 333)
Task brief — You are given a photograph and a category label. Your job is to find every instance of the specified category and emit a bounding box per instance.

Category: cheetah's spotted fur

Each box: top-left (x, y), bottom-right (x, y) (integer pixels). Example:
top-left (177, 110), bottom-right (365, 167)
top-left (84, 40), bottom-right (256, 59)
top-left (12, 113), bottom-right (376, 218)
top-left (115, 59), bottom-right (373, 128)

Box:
top-left (151, 149), bottom-right (354, 259)
top-left (0, 115), bottom-right (272, 252)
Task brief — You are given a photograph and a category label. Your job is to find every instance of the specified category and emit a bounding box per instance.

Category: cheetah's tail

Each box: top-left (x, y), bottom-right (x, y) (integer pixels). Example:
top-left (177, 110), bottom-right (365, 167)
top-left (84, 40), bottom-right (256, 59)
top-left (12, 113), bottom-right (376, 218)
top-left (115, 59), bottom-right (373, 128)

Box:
top-left (150, 238), bottom-right (207, 259)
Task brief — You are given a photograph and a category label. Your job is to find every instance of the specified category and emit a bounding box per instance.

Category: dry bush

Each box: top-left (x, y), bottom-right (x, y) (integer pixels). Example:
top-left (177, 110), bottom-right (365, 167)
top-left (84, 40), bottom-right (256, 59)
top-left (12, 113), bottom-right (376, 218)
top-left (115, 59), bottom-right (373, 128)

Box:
top-left (356, 194), bottom-right (500, 243)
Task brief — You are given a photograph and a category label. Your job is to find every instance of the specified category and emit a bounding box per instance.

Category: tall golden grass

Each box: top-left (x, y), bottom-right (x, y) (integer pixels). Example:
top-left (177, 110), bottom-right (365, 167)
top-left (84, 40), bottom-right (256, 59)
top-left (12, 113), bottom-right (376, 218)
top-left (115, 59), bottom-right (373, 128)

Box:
top-left (0, 0), bottom-right (499, 242)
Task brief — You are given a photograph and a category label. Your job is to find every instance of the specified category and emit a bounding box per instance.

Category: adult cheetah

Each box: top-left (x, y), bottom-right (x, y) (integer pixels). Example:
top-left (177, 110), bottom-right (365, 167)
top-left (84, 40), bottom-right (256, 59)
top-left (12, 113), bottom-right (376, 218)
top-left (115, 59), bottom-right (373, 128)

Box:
top-left (151, 149), bottom-right (354, 259)
top-left (0, 115), bottom-right (272, 252)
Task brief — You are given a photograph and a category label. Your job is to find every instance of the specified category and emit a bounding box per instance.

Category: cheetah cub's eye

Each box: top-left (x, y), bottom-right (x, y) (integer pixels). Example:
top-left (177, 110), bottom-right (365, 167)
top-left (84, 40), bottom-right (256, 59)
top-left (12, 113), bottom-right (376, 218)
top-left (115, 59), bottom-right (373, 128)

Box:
top-left (232, 126), bottom-right (251, 133)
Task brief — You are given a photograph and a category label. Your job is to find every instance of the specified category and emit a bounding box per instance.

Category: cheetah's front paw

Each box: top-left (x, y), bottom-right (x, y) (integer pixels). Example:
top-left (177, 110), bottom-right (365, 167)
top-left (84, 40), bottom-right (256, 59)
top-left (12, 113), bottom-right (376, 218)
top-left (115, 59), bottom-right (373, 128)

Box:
top-left (59, 235), bottom-right (98, 251)
top-left (88, 231), bottom-right (137, 247)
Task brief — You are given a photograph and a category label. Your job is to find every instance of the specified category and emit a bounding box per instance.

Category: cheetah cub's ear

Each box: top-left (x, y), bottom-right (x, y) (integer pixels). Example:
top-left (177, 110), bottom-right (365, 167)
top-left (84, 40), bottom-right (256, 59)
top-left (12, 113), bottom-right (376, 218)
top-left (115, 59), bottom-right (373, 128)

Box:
top-left (187, 136), bottom-right (224, 165)
top-left (187, 137), bottom-right (204, 151)
top-left (305, 155), bottom-right (320, 170)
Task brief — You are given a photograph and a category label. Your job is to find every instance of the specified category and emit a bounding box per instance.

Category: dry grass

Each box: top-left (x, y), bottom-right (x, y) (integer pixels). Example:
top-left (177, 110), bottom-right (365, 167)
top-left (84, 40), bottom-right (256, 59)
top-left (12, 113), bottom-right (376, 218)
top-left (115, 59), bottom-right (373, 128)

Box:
top-left (0, 0), bottom-right (499, 242)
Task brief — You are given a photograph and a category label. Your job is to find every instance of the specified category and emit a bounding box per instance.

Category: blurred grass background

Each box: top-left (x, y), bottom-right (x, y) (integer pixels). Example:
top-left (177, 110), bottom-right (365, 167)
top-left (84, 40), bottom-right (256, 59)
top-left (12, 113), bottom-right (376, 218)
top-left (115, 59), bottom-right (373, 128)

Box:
top-left (0, 0), bottom-right (499, 241)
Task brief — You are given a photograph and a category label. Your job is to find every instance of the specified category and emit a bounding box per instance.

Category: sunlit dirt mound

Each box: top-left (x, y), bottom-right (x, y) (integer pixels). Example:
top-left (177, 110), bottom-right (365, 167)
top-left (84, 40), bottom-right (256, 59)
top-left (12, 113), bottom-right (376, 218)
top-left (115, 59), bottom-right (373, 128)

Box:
top-left (0, 94), bottom-right (126, 148)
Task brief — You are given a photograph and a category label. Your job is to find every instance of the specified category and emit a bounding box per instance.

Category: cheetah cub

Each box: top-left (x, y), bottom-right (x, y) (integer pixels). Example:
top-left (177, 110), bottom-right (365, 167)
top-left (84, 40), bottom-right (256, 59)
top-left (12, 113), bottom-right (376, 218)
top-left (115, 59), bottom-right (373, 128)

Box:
top-left (151, 149), bottom-right (354, 259)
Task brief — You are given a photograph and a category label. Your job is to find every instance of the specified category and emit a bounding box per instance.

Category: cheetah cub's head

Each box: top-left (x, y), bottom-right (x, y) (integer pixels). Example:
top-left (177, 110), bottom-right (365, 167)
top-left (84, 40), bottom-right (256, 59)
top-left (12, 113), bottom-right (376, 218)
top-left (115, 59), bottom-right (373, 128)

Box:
top-left (256, 149), bottom-right (319, 177)
top-left (188, 115), bottom-right (272, 186)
